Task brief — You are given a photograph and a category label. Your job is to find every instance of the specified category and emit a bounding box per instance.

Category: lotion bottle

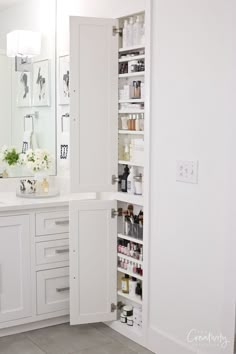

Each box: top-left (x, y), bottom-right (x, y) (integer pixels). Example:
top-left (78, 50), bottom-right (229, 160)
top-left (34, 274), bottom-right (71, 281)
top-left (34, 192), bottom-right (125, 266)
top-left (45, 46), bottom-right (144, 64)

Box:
top-left (127, 167), bottom-right (136, 194)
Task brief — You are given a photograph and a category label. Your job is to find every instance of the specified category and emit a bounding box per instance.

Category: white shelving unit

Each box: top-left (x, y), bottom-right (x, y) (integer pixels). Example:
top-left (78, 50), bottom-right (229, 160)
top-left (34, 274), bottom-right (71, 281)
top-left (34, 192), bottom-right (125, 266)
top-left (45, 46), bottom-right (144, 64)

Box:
top-left (119, 72), bottom-right (145, 79)
top-left (115, 192), bottom-right (144, 205)
top-left (117, 267), bottom-right (143, 281)
top-left (118, 233), bottom-right (144, 245)
top-left (117, 290), bottom-right (142, 305)
top-left (118, 160), bottom-right (144, 167)
top-left (119, 44), bottom-right (145, 53)
top-left (119, 99), bottom-right (144, 103)
top-left (118, 130), bottom-right (144, 135)
top-left (119, 54), bottom-right (145, 63)
top-left (119, 109), bottom-right (145, 114)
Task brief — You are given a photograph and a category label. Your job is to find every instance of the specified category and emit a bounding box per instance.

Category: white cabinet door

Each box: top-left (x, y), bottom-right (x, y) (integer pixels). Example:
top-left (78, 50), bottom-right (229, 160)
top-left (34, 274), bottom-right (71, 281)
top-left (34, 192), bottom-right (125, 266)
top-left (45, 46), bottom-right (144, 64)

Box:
top-left (0, 215), bottom-right (32, 323)
top-left (70, 200), bottom-right (117, 324)
top-left (70, 17), bottom-right (118, 193)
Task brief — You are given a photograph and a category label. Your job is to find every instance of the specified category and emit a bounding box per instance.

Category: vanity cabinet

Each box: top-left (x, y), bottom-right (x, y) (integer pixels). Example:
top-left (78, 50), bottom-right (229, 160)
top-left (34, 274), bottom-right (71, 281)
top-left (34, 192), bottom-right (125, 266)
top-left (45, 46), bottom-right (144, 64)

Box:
top-left (0, 215), bottom-right (32, 323)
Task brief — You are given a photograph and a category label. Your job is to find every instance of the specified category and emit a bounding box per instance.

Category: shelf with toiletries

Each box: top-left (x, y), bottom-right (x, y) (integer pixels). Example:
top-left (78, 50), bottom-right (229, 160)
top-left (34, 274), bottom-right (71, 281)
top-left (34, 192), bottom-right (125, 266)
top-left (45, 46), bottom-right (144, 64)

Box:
top-left (118, 253), bottom-right (143, 266)
top-left (118, 233), bottom-right (143, 246)
top-left (119, 99), bottom-right (144, 104)
top-left (115, 192), bottom-right (144, 206)
top-left (119, 130), bottom-right (144, 135)
top-left (117, 290), bottom-right (142, 305)
top-left (119, 54), bottom-right (145, 63)
top-left (119, 72), bottom-right (145, 79)
top-left (119, 45), bottom-right (145, 53)
top-left (119, 161), bottom-right (144, 167)
top-left (117, 268), bottom-right (143, 281)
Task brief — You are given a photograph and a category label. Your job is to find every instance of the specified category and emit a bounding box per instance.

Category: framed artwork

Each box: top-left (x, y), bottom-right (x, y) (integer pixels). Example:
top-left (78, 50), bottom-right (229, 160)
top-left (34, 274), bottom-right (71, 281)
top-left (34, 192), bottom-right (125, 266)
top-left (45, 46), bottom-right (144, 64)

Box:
top-left (16, 71), bottom-right (31, 107)
top-left (59, 55), bottom-right (70, 105)
top-left (32, 59), bottom-right (50, 106)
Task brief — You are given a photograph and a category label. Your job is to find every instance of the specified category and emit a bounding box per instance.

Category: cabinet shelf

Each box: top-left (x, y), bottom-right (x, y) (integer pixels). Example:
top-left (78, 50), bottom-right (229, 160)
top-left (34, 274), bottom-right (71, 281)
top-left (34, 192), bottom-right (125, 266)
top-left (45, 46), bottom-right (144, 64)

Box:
top-left (119, 160), bottom-right (144, 167)
top-left (119, 130), bottom-right (144, 135)
top-left (119, 54), bottom-right (145, 63)
top-left (119, 72), bottom-right (145, 79)
top-left (119, 110), bottom-right (145, 114)
top-left (115, 192), bottom-right (144, 205)
top-left (118, 253), bottom-right (143, 266)
top-left (118, 233), bottom-right (143, 245)
top-left (119, 99), bottom-right (144, 104)
top-left (117, 267), bottom-right (143, 281)
top-left (117, 290), bottom-right (142, 305)
top-left (119, 45), bottom-right (145, 53)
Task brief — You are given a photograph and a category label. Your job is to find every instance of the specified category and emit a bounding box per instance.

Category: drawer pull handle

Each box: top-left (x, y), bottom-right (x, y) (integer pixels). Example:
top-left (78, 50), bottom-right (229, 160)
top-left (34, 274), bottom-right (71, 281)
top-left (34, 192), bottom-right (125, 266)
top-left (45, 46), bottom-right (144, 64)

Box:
top-left (55, 249), bottom-right (69, 254)
top-left (55, 220), bottom-right (69, 226)
top-left (56, 287), bottom-right (70, 293)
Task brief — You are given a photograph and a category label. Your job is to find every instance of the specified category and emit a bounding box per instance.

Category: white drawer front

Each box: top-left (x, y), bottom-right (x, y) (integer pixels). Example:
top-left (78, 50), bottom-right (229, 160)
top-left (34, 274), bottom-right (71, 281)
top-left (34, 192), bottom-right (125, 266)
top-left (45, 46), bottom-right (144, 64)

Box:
top-left (36, 211), bottom-right (69, 236)
top-left (36, 239), bottom-right (69, 265)
top-left (37, 267), bottom-right (69, 315)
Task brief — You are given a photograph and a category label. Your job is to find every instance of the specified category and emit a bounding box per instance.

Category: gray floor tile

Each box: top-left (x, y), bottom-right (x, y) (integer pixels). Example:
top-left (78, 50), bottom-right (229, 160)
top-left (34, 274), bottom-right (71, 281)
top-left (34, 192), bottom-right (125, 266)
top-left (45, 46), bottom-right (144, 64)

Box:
top-left (0, 333), bottom-right (45, 354)
top-left (26, 323), bottom-right (113, 354)
top-left (72, 341), bottom-right (136, 354)
top-left (92, 323), bottom-right (154, 354)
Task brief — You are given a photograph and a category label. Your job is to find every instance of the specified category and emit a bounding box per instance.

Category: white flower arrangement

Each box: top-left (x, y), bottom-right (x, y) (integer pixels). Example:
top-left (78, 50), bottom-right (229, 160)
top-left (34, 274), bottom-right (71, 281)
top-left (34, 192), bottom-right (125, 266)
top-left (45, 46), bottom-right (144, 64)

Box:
top-left (20, 149), bottom-right (53, 173)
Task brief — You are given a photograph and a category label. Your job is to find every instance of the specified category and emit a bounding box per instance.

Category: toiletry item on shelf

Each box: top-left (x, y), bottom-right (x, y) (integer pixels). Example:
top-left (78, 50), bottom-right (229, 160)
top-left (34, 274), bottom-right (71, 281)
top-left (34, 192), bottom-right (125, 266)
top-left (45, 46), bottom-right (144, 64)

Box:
top-left (121, 274), bottom-right (129, 294)
top-left (121, 165), bottom-right (130, 192)
top-left (127, 167), bottom-right (136, 194)
top-left (128, 60), bottom-right (139, 73)
top-left (130, 139), bottom-right (144, 165)
top-left (133, 306), bottom-right (142, 329)
top-left (133, 16), bottom-right (142, 46)
top-left (123, 305), bottom-right (133, 317)
top-left (136, 282), bottom-right (143, 300)
top-left (123, 139), bottom-right (130, 161)
top-left (127, 115), bottom-right (132, 130)
top-left (131, 115), bottom-right (136, 130)
top-left (129, 277), bottom-right (138, 297)
top-left (42, 178), bottom-right (49, 194)
top-left (119, 62), bottom-right (128, 75)
top-left (122, 20), bottom-right (128, 48)
top-left (121, 116), bottom-right (128, 130)
top-left (127, 17), bottom-right (134, 47)
top-left (134, 174), bottom-right (143, 195)
top-left (127, 316), bottom-right (134, 327)
top-left (140, 114), bottom-right (144, 131)
top-left (120, 313), bottom-right (127, 323)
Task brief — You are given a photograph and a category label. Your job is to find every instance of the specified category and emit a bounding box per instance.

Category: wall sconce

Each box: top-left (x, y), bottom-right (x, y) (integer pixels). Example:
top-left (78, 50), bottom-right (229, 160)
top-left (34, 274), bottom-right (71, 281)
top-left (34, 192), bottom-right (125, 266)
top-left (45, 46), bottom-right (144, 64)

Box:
top-left (7, 30), bottom-right (41, 72)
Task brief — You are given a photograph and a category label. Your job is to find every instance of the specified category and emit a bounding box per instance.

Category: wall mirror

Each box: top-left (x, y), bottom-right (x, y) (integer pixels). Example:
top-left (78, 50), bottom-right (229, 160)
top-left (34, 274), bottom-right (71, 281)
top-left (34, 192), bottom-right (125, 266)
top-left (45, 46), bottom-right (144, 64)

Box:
top-left (0, 0), bottom-right (57, 178)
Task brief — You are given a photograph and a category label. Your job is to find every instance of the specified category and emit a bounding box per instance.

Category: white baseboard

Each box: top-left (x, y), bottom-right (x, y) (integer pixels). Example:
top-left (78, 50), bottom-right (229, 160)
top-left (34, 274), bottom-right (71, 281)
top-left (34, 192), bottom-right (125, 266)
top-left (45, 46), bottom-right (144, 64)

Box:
top-left (0, 316), bottom-right (69, 337)
top-left (147, 326), bottom-right (198, 354)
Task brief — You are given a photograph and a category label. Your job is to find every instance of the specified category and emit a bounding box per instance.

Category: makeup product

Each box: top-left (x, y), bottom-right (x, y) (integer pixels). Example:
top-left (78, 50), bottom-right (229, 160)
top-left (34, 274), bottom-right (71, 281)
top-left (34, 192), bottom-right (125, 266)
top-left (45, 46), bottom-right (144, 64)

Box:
top-left (129, 277), bottom-right (137, 297)
top-left (135, 282), bottom-right (142, 300)
top-left (121, 116), bottom-right (128, 130)
top-left (121, 274), bottom-right (129, 294)
top-left (123, 305), bottom-right (133, 317)
top-left (127, 316), bottom-right (134, 326)
top-left (134, 174), bottom-right (143, 195)
top-left (127, 167), bottom-right (136, 194)
top-left (121, 165), bottom-right (129, 192)
top-left (120, 313), bottom-right (127, 323)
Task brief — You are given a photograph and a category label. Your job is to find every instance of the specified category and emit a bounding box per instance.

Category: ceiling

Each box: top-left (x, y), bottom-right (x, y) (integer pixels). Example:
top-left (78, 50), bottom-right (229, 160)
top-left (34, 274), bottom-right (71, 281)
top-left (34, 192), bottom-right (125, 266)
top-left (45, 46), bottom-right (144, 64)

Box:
top-left (0, 0), bottom-right (24, 11)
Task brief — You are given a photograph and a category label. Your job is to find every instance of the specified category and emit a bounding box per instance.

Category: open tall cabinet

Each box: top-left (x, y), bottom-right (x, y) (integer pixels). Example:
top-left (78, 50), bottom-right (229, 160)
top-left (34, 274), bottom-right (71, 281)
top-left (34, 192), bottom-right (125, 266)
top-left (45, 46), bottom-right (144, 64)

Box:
top-left (69, 5), bottom-right (151, 349)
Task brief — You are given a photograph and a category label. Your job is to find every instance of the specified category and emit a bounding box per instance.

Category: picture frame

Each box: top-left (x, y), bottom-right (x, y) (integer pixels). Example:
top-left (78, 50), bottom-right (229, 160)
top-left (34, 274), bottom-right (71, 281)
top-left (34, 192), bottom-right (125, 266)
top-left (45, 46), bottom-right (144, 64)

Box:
top-left (59, 55), bottom-right (70, 105)
top-left (32, 59), bottom-right (50, 107)
top-left (16, 71), bottom-right (31, 107)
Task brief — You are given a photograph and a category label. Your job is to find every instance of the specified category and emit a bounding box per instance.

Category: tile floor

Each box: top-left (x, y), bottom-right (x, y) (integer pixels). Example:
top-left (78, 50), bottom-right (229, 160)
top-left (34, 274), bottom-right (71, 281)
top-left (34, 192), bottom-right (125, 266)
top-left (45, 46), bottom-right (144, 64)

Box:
top-left (0, 323), bottom-right (154, 354)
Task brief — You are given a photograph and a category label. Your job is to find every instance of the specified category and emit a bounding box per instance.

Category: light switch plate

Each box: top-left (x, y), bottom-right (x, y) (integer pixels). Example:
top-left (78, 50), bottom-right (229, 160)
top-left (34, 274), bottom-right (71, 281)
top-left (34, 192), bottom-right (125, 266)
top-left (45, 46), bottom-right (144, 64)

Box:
top-left (176, 160), bottom-right (199, 184)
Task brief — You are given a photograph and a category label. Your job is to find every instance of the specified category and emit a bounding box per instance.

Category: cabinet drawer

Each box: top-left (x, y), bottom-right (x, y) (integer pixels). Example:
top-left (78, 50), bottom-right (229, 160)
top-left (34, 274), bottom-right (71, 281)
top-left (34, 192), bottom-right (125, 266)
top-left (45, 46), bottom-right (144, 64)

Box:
top-left (36, 211), bottom-right (69, 236)
top-left (37, 267), bottom-right (69, 315)
top-left (36, 239), bottom-right (69, 265)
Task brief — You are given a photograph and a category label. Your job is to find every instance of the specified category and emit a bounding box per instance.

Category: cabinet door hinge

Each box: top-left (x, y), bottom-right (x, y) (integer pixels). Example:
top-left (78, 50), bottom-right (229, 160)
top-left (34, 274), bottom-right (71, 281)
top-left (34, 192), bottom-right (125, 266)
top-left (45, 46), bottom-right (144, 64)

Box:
top-left (112, 26), bottom-right (122, 37)
top-left (111, 208), bottom-right (122, 219)
top-left (112, 175), bottom-right (120, 185)
top-left (111, 301), bottom-right (123, 312)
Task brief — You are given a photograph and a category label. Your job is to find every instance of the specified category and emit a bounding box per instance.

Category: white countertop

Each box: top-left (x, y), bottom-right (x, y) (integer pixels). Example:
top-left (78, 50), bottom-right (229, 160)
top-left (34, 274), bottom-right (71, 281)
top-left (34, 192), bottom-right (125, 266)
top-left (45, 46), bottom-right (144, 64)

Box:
top-left (0, 192), bottom-right (96, 212)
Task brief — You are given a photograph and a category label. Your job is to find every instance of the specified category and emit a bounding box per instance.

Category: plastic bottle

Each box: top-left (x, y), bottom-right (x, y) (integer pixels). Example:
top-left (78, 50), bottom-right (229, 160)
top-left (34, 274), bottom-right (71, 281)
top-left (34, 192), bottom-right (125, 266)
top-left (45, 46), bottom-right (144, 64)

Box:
top-left (121, 274), bottom-right (129, 294)
top-left (133, 16), bottom-right (142, 46)
top-left (123, 139), bottom-right (130, 160)
top-left (135, 115), bottom-right (140, 131)
top-left (123, 20), bottom-right (128, 48)
top-left (127, 167), bottom-right (136, 194)
top-left (127, 17), bottom-right (134, 47)
top-left (121, 165), bottom-right (130, 192)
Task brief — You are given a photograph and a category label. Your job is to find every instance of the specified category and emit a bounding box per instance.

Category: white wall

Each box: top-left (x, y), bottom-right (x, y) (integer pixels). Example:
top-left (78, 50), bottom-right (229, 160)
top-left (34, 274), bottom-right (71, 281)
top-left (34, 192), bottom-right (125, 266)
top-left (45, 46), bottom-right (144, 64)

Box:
top-left (0, 53), bottom-right (11, 147)
top-left (148, 1), bottom-right (236, 353)
top-left (0, 0), bottom-right (56, 173)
